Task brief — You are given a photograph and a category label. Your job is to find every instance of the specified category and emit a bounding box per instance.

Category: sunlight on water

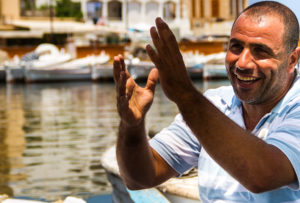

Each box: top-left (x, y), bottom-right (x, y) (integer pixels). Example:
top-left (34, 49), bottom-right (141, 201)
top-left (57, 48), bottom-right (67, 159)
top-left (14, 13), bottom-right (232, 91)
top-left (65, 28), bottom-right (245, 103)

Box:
top-left (0, 79), bottom-right (230, 201)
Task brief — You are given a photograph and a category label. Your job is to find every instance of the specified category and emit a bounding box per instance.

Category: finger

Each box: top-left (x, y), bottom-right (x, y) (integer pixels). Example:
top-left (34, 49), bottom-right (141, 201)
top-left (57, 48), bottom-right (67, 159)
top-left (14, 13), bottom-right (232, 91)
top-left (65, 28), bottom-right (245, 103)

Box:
top-left (146, 44), bottom-right (163, 71)
top-left (150, 26), bottom-right (169, 60)
top-left (155, 17), bottom-right (183, 63)
top-left (113, 55), bottom-right (122, 83)
top-left (118, 54), bottom-right (126, 72)
top-left (118, 71), bottom-right (127, 98)
top-left (126, 79), bottom-right (135, 101)
top-left (145, 68), bottom-right (159, 93)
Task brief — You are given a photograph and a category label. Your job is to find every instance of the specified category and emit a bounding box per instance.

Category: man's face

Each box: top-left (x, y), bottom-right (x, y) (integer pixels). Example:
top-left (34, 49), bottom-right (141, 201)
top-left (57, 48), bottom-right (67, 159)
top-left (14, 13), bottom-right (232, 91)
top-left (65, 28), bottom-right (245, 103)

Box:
top-left (225, 14), bottom-right (293, 105)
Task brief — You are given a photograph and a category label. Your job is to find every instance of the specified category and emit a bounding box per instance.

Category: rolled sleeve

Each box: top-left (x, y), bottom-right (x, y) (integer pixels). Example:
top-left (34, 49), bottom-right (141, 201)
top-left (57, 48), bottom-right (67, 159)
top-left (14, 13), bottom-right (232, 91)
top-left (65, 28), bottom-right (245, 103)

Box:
top-left (149, 114), bottom-right (201, 175)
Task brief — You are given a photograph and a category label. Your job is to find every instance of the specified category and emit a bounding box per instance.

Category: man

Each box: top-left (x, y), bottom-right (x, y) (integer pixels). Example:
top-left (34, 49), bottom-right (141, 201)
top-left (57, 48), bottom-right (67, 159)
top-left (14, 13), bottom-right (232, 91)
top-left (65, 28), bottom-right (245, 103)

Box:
top-left (113, 1), bottom-right (300, 202)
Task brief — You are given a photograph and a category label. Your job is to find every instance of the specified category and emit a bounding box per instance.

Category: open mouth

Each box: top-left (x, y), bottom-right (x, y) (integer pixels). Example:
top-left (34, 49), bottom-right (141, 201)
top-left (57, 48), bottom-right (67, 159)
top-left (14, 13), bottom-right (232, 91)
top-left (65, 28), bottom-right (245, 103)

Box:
top-left (236, 75), bottom-right (259, 82)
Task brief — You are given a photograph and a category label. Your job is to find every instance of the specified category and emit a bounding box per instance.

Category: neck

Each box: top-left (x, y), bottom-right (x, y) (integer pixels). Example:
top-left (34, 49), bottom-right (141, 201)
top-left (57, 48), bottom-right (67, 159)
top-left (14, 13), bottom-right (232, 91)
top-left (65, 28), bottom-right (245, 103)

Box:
top-left (242, 72), bottom-right (296, 130)
top-left (242, 103), bottom-right (273, 131)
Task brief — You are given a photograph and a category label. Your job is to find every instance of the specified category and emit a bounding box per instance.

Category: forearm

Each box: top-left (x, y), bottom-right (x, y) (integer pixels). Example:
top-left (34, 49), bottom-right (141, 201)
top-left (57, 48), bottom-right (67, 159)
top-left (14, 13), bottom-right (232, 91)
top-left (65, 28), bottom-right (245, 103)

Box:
top-left (176, 89), bottom-right (296, 192)
top-left (116, 120), bottom-right (156, 189)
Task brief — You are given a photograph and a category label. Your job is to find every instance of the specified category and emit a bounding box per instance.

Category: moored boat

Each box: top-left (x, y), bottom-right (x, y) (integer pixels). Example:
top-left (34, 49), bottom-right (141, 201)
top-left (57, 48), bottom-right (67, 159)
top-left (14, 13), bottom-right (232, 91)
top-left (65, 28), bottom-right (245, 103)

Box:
top-left (5, 59), bottom-right (26, 83)
top-left (128, 60), bottom-right (154, 81)
top-left (24, 49), bottom-right (109, 83)
top-left (203, 64), bottom-right (227, 80)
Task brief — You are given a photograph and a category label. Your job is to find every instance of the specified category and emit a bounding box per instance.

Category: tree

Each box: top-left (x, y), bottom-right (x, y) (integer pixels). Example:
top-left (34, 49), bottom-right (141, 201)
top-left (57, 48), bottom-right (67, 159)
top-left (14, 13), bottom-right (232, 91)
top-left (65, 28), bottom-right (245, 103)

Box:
top-left (55, 0), bottom-right (83, 20)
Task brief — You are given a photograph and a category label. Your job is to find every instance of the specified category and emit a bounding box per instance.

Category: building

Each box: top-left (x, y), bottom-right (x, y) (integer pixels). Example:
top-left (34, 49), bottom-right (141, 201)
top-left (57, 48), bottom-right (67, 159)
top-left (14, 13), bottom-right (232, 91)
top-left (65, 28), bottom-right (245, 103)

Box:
top-left (80, 0), bottom-right (249, 36)
top-left (0, 0), bottom-right (20, 22)
top-left (0, 0), bottom-right (249, 37)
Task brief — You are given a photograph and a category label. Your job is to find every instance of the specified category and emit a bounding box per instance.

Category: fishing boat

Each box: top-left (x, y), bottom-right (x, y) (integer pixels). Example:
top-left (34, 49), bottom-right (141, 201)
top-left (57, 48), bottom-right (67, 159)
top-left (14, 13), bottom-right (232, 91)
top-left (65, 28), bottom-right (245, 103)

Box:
top-left (101, 145), bottom-right (201, 203)
top-left (25, 52), bottom-right (109, 83)
top-left (203, 64), bottom-right (227, 79)
top-left (5, 57), bottom-right (26, 83)
top-left (128, 60), bottom-right (154, 81)
top-left (0, 50), bottom-right (10, 82)
top-left (5, 44), bottom-right (72, 83)
top-left (92, 56), bottom-right (153, 81)
top-left (91, 63), bottom-right (113, 81)
top-left (202, 52), bottom-right (227, 80)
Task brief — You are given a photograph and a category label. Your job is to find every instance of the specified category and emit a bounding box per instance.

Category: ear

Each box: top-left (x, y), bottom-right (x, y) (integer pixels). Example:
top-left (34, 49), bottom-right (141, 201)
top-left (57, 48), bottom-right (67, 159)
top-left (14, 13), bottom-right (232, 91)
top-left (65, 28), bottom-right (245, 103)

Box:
top-left (288, 47), bottom-right (300, 73)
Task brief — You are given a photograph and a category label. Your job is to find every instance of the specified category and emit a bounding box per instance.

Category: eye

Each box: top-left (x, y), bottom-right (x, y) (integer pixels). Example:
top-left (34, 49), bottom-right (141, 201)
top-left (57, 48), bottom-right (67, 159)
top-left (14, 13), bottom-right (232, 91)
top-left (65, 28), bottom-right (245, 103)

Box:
top-left (252, 47), bottom-right (270, 59)
top-left (229, 43), bottom-right (243, 54)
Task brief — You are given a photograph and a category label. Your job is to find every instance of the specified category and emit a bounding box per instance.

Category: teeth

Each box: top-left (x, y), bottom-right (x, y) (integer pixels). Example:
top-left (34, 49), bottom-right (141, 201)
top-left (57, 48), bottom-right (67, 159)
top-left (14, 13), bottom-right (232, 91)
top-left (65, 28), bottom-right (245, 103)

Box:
top-left (236, 75), bottom-right (257, 81)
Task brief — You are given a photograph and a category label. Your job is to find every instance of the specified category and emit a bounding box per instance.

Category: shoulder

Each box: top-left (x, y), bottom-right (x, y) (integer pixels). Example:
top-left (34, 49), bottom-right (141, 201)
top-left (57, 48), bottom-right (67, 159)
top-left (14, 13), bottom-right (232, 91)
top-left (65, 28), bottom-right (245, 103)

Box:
top-left (203, 86), bottom-right (237, 112)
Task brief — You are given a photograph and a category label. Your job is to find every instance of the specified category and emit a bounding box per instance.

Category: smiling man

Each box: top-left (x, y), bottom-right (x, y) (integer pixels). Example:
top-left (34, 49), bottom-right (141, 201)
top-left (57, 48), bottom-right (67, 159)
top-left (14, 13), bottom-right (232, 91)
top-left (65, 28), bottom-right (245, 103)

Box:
top-left (113, 1), bottom-right (300, 202)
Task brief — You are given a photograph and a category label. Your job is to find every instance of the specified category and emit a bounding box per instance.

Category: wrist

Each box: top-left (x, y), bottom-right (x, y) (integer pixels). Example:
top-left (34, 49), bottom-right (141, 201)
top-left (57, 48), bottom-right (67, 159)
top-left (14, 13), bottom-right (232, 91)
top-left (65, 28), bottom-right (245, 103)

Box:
top-left (118, 119), bottom-right (147, 148)
top-left (120, 118), bottom-right (145, 130)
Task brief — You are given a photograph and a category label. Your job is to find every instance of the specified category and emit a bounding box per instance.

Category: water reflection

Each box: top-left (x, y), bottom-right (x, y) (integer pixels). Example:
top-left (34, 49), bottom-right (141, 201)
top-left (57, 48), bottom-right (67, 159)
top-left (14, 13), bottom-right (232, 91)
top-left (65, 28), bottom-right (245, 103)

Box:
top-left (0, 79), bottom-right (230, 201)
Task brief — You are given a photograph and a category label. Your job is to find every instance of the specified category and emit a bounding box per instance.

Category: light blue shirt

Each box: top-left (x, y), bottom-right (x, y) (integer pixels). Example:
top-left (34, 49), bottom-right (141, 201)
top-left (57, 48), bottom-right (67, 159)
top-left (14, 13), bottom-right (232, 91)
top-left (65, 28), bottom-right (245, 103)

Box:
top-left (150, 75), bottom-right (300, 203)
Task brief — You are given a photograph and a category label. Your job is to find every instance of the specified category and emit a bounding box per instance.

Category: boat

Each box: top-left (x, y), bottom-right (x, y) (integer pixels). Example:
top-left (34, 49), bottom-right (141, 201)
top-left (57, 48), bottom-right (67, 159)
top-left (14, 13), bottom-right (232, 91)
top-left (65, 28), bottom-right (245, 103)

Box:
top-left (91, 63), bottom-right (113, 81)
top-left (22, 46), bottom-right (110, 82)
top-left (183, 51), bottom-right (205, 79)
top-left (186, 63), bottom-right (204, 79)
top-left (5, 44), bottom-right (72, 83)
top-left (203, 64), bottom-right (227, 79)
top-left (89, 51), bottom-right (113, 81)
top-left (127, 59), bottom-right (155, 81)
top-left (5, 56), bottom-right (26, 83)
top-left (101, 145), bottom-right (201, 203)
top-left (202, 52), bottom-right (227, 80)
top-left (0, 50), bottom-right (10, 82)
top-left (25, 53), bottom-right (109, 83)
top-left (92, 56), bottom-right (153, 81)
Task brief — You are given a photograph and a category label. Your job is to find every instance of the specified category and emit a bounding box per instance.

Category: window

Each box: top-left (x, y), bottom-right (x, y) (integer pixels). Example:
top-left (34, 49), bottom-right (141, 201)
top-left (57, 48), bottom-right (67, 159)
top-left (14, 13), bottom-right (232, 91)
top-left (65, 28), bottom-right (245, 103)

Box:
top-left (163, 1), bottom-right (176, 20)
top-left (108, 1), bottom-right (122, 20)
top-left (211, 0), bottom-right (219, 18)
top-left (87, 1), bottom-right (103, 20)
top-left (128, 1), bottom-right (141, 23)
top-left (145, 1), bottom-right (159, 23)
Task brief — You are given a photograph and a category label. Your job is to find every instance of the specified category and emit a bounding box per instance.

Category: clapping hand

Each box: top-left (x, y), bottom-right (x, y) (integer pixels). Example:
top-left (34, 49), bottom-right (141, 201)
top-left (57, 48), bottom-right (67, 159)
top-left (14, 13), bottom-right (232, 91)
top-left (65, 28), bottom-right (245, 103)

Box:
top-left (146, 17), bottom-right (195, 104)
top-left (113, 55), bottom-right (159, 127)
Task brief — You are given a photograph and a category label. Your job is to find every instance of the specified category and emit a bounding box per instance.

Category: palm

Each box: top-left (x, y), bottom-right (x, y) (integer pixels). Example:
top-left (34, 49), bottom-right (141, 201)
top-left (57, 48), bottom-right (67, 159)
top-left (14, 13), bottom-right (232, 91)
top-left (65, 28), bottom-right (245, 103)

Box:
top-left (123, 78), bottom-right (155, 125)
top-left (114, 55), bottom-right (159, 127)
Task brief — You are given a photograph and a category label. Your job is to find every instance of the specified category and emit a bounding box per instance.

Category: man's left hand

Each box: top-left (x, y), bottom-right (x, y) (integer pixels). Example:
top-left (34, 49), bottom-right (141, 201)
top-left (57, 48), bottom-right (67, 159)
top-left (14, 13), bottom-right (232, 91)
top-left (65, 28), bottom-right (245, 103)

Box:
top-left (146, 17), bottom-right (196, 104)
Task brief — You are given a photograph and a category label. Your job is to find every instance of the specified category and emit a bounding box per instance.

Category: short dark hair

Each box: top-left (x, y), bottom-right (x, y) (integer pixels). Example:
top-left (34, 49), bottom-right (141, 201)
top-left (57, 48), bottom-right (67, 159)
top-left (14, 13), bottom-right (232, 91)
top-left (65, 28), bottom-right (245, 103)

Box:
top-left (233, 1), bottom-right (299, 52)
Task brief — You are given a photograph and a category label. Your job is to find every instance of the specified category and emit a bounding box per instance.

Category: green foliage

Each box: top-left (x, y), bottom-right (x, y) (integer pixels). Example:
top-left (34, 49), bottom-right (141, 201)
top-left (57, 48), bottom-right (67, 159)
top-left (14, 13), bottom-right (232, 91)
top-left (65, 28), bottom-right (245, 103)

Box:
top-left (22, 0), bottom-right (36, 10)
top-left (55, 0), bottom-right (83, 20)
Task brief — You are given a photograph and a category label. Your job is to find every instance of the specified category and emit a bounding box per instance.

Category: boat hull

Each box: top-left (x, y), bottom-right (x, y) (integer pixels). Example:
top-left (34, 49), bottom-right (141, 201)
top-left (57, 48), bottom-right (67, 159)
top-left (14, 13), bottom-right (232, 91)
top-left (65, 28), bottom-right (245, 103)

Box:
top-left (25, 68), bottom-right (91, 82)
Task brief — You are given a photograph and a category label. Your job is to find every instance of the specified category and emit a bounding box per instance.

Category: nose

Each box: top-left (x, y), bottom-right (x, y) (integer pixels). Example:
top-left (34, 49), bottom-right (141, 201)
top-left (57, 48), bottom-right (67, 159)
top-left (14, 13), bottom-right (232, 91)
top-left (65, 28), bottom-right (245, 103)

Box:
top-left (236, 48), bottom-right (255, 70)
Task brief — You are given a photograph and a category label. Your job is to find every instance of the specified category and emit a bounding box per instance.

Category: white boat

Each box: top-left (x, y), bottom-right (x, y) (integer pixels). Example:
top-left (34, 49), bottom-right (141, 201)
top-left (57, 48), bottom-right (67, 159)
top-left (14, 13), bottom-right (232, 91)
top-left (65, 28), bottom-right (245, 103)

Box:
top-left (5, 44), bottom-right (72, 83)
top-left (25, 50), bottom-right (110, 83)
top-left (5, 57), bottom-right (26, 83)
top-left (203, 64), bottom-right (227, 79)
top-left (128, 60), bottom-right (155, 81)
top-left (92, 56), bottom-right (154, 81)
top-left (89, 51), bottom-right (113, 81)
top-left (202, 52), bottom-right (227, 80)
top-left (92, 63), bottom-right (113, 81)
top-left (0, 50), bottom-right (10, 82)
top-left (101, 146), bottom-right (201, 203)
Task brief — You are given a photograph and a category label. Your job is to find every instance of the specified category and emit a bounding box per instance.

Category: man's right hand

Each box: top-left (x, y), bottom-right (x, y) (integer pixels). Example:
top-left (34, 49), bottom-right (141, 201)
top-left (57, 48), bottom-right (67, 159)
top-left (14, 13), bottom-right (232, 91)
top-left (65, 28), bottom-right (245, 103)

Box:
top-left (113, 55), bottom-right (159, 127)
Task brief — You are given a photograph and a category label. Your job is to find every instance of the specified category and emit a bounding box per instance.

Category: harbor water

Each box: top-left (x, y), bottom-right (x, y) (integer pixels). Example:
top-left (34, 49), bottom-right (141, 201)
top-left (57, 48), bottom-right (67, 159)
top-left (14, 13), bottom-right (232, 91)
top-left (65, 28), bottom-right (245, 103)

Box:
top-left (0, 79), bottom-right (230, 201)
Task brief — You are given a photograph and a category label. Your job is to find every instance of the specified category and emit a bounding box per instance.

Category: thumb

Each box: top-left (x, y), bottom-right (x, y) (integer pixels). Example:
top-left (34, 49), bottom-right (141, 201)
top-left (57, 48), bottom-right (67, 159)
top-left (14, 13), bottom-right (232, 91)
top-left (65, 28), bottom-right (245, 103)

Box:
top-left (145, 68), bottom-right (159, 93)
